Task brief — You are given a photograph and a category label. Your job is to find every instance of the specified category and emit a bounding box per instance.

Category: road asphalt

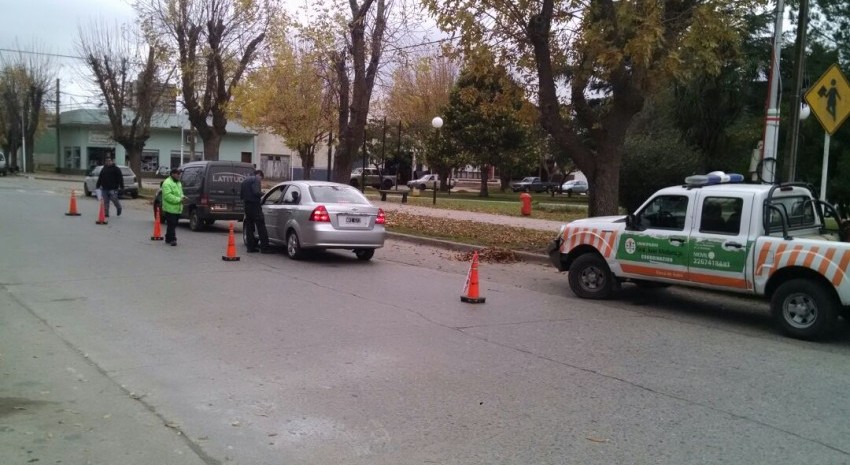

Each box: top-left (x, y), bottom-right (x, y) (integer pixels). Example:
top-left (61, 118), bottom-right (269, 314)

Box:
top-left (29, 171), bottom-right (571, 263)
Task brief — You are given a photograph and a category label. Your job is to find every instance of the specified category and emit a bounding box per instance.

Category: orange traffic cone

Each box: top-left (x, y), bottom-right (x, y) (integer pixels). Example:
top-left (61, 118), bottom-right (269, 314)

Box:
top-left (151, 208), bottom-right (164, 240)
top-left (96, 199), bottom-right (108, 225)
top-left (65, 190), bottom-right (81, 216)
top-left (461, 250), bottom-right (486, 303)
top-left (222, 221), bottom-right (240, 261)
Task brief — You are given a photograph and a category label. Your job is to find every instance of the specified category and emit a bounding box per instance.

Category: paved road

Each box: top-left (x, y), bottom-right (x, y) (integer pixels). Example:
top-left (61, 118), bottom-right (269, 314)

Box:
top-left (3, 175), bottom-right (850, 465)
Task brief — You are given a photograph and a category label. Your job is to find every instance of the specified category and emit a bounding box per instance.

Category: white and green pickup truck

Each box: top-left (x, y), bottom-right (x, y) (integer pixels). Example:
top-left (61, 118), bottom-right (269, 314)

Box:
top-left (547, 172), bottom-right (850, 340)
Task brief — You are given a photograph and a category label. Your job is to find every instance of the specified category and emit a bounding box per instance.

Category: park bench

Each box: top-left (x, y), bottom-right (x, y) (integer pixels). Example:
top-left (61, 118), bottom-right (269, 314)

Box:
top-left (379, 190), bottom-right (409, 203)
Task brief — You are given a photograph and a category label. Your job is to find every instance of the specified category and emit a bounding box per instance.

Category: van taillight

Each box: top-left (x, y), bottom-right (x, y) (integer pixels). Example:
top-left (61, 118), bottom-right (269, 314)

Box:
top-left (200, 194), bottom-right (208, 205)
top-left (310, 206), bottom-right (330, 222)
top-left (376, 209), bottom-right (386, 225)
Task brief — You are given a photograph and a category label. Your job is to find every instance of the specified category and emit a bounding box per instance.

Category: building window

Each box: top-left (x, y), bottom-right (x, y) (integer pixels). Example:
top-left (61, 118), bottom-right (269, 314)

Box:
top-left (64, 147), bottom-right (81, 170)
top-left (141, 150), bottom-right (160, 173)
top-left (260, 154), bottom-right (290, 180)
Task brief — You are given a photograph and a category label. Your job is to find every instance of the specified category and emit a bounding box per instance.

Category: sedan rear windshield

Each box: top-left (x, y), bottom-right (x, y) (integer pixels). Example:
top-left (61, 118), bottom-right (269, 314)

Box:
top-left (310, 185), bottom-right (370, 205)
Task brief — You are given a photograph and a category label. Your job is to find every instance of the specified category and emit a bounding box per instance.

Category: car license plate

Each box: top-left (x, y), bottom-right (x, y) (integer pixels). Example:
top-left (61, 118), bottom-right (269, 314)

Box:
top-left (340, 215), bottom-right (368, 229)
top-left (211, 204), bottom-right (228, 211)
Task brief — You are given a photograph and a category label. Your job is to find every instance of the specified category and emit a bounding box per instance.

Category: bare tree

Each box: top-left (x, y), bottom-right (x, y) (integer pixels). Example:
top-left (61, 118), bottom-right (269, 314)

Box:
top-left (77, 21), bottom-right (173, 185)
top-left (328, 0), bottom-right (388, 182)
top-left (135, 0), bottom-right (275, 160)
top-left (0, 45), bottom-right (54, 173)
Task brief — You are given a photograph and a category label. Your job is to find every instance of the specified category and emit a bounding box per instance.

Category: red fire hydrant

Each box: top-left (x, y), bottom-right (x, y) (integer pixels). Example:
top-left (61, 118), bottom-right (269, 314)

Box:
top-left (520, 192), bottom-right (532, 216)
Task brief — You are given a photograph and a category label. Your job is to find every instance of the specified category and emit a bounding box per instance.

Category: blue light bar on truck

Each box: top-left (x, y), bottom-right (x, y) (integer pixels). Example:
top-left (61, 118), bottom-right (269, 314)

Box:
top-left (685, 171), bottom-right (744, 187)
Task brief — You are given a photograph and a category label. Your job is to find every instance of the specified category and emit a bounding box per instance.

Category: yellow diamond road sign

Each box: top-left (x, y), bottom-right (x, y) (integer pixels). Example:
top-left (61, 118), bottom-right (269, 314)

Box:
top-left (805, 64), bottom-right (850, 135)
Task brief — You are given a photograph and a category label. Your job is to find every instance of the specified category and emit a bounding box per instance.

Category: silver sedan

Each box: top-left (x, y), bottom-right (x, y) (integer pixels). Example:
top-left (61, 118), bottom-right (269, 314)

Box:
top-left (245, 180), bottom-right (386, 261)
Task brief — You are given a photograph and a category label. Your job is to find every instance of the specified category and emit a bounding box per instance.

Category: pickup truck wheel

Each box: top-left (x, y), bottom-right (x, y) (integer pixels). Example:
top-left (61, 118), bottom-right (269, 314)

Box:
top-left (568, 253), bottom-right (614, 299)
top-left (771, 279), bottom-right (838, 340)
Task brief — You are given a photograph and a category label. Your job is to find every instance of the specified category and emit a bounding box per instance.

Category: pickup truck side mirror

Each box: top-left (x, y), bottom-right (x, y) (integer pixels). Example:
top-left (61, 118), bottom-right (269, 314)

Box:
top-left (625, 213), bottom-right (641, 231)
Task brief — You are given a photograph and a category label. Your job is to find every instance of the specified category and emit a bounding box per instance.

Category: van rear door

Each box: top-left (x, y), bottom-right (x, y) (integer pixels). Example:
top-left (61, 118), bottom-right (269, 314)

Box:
top-left (207, 164), bottom-right (254, 215)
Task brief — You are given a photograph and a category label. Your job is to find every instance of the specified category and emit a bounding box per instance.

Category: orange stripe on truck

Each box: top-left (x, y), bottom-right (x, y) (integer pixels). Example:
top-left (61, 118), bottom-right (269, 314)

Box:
top-left (802, 247), bottom-right (819, 268)
top-left (756, 243), bottom-right (771, 275)
top-left (818, 248), bottom-right (837, 276)
top-left (832, 251), bottom-right (850, 287)
top-left (621, 264), bottom-right (747, 288)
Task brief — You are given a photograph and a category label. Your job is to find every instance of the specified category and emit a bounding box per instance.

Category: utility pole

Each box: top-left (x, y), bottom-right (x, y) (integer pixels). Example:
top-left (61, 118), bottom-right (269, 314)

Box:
top-left (785, 0), bottom-right (809, 182)
top-left (326, 131), bottom-right (333, 181)
top-left (55, 79), bottom-right (61, 173)
top-left (21, 108), bottom-right (27, 174)
top-left (761, 0), bottom-right (785, 184)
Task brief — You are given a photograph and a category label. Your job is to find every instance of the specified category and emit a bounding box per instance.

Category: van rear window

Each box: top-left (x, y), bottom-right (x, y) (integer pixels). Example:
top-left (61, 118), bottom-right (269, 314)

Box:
top-left (209, 166), bottom-right (252, 186)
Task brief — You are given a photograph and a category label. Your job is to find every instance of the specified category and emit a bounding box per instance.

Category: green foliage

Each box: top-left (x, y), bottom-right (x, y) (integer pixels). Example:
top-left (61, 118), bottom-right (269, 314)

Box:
top-left (441, 51), bottom-right (535, 195)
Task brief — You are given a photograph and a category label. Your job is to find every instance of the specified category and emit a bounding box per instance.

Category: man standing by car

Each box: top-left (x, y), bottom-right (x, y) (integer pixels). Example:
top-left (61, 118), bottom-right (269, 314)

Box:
top-left (161, 168), bottom-right (187, 246)
top-left (96, 158), bottom-right (124, 217)
top-left (240, 169), bottom-right (270, 253)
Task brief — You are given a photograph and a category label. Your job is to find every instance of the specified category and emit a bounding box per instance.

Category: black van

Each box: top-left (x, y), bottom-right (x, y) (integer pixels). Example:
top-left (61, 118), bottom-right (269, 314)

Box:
top-left (177, 161), bottom-right (255, 231)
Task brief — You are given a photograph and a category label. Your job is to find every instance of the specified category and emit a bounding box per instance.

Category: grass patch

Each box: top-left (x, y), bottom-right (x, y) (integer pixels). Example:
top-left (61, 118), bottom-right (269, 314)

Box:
top-left (386, 211), bottom-right (558, 252)
top-left (366, 188), bottom-right (588, 222)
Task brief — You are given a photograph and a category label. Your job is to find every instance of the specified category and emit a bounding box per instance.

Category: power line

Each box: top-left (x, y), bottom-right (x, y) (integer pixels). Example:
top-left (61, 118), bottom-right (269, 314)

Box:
top-left (0, 48), bottom-right (83, 61)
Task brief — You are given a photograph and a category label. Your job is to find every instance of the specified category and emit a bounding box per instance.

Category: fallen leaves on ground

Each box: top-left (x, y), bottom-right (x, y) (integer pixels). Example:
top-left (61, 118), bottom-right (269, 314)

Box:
top-left (455, 247), bottom-right (518, 263)
top-left (386, 211), bottom-right (555, 256)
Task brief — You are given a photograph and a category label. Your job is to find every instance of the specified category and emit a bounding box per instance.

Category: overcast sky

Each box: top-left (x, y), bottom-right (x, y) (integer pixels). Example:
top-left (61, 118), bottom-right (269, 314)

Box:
top-left (0, 0), bottom-right (138, 110)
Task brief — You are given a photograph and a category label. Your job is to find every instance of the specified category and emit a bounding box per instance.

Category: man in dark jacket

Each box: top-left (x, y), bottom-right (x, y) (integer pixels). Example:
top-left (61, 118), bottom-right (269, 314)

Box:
top-left (240, 170), bottom-right (270, 253)
top-left (96, 158), bottom-right (124, 217)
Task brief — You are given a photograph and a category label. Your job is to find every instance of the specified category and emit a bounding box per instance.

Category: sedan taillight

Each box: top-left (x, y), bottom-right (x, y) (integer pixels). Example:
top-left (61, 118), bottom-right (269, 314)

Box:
top-left (376, 208), bottom-right (386, 225)
top-left (310, 205), bottom-right (330, 222)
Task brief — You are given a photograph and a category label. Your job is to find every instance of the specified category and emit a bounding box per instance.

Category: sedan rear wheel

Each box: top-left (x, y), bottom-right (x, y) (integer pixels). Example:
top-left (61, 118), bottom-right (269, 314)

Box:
top-left (354, 248), bottom-right (375, 261)
top-left (83, 184), bottom-right (91, 197)
top-left (286, 231), bottom-right (304, 260)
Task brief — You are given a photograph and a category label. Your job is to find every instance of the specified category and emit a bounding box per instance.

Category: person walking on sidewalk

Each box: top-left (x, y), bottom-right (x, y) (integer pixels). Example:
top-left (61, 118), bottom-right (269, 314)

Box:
top-left (161, 168), bottom-right (187, 246)
top-left (96, 158), bottom-right (124, 217)
top-left (240, 169), bottom-right (270, 253)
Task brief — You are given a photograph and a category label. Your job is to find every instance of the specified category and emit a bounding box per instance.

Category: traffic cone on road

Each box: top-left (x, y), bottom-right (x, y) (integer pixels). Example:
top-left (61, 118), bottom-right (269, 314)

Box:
top-left (151, 208), bottom-right (163, 240)
top-left (65, 190), bottom-right (81, 216)
top-left (222, 221), bottom-right (240, 261)
top-left (460, 251), bottom-right (486, 303)
top-left (95, 200), bottom-right (108, 225)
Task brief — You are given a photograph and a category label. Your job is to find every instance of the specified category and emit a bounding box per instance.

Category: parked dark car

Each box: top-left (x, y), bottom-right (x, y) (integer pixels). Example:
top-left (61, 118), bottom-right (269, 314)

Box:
top-left (177, 161), bottom-right (256, 231)
top-left (510, 176), bottom-right (559, 193)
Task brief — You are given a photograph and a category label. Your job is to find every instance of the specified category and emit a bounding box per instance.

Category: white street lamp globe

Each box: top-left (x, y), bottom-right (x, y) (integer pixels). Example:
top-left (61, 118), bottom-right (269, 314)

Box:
top-left (799, 103), bottom-right (811, 121)
top-left (431, 116), bottom-right (443, 129)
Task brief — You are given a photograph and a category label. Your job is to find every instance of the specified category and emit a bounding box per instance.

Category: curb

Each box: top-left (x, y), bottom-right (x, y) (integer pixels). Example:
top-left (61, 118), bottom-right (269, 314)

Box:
top-left (387, 232), bottom-right (550, 265)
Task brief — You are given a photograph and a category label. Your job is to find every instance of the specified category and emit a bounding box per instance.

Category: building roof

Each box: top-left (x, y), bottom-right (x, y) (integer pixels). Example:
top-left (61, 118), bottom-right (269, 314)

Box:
top-left (59, 109), bottom-right (255, 135)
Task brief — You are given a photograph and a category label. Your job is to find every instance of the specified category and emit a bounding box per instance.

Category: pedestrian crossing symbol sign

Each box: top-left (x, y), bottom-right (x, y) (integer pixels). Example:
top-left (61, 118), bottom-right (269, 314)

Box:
top-left (805, 64), bottom-right (850, 135)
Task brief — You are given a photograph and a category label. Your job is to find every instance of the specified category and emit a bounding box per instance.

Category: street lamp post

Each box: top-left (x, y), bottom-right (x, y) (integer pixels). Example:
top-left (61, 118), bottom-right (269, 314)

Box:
top-left (431, 116), bottom-right (443, 206)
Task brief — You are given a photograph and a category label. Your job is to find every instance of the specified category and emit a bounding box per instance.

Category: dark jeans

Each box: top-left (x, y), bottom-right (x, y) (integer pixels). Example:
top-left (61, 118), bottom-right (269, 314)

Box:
top-left (164, 211), bottom-right (180, 243)
top-left (101, 189), bottom-right (121, 216)
top-left (244, 203), bottom-right (269, 250)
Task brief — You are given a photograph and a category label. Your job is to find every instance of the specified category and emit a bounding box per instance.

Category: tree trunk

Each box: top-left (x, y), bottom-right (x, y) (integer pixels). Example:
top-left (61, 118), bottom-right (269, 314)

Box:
top-left (586, 146), bottom-right (622, 217)
top-left (479, 166), bottom-right (490, 197)
top-left (438, 166), bottom-right (451, 192)
top-left (126, 146), bottom-right (144, 189)
top-left (301, 145), bottom-right (315, 180)
top-left (202, 133), bottom-right (222, 161)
